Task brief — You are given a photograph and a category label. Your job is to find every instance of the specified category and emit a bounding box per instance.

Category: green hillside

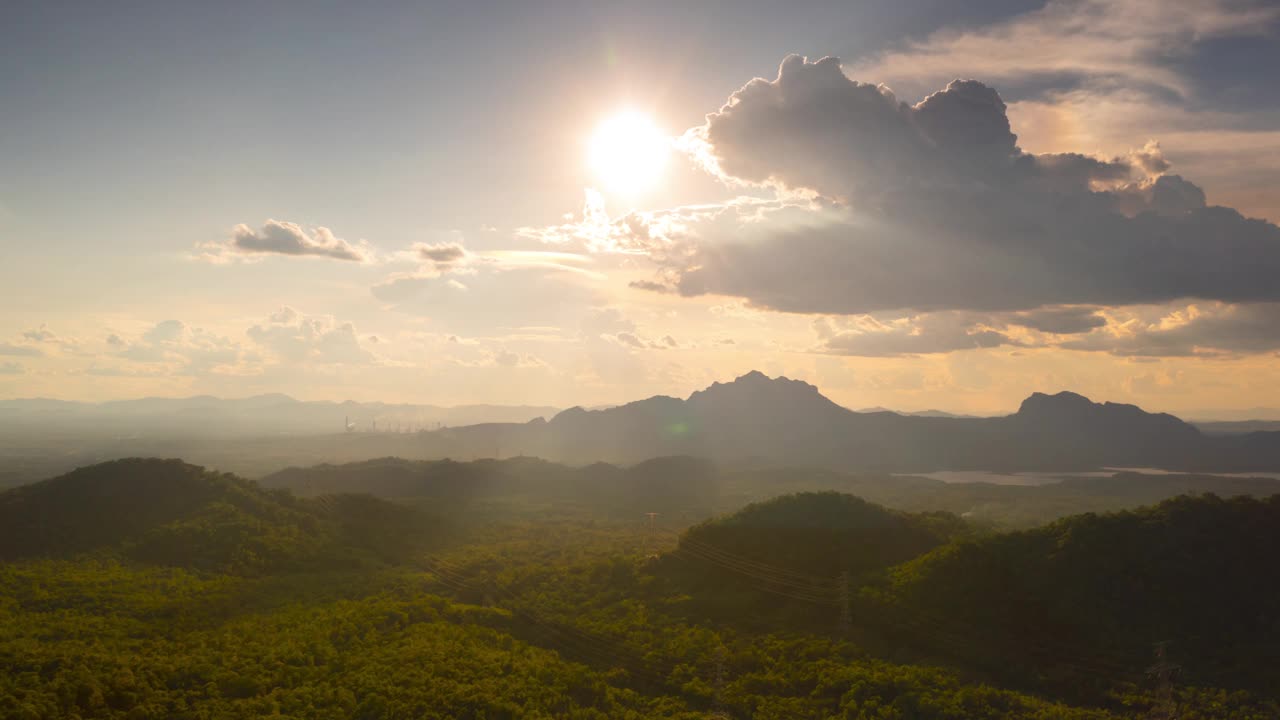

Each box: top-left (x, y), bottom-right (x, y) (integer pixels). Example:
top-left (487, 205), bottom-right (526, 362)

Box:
top-left (3, 460), bottom-right (1278, 719)
top-left (649, 492), bottom-right (968, 632)
top-left (0, 458), bottom-right (436, 573)
top-left (873, 494), bottom-right (1280, 699)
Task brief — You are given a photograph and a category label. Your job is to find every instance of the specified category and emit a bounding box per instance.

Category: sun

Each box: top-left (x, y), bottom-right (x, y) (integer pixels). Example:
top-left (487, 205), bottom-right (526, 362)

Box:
top-left (588, 111), bottom-right (669, 195)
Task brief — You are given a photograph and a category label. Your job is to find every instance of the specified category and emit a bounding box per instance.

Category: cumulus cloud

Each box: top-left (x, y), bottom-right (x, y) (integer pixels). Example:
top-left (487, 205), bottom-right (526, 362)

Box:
top-left (663, 55), bottom-right (1280, 317)
top-left (108, 320), bottom-right (245, 374)
top-left (247, 307), bottom-right (376, 365)
top-left (853, 0), bottom-right (1280, 225)
top-left (200, 219), bottom-right (371, 262)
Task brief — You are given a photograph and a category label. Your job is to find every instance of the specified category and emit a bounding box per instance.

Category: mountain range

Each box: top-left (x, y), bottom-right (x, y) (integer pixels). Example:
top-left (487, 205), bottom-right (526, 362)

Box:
top-left (4, 372), bottom-right (1280, 481)
top-left (430, 371), bottom-right (1280, 472)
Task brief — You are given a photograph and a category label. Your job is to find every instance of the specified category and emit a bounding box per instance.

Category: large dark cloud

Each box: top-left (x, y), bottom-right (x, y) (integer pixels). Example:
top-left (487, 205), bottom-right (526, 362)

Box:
top-left (671, 55), bottom-right (1280, 315)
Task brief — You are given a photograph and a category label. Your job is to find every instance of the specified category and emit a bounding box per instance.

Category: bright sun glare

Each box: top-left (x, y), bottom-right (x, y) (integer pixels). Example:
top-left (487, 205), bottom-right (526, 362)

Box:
top-left (588, 111), bottom-right (669, 195)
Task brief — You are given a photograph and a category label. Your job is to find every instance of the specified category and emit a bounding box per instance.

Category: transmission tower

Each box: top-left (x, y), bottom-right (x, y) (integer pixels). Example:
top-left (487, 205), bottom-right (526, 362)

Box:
top-left (711, 644), bottom-right (729, 719)
top-left (837, 570), bottom-right (852, 634)
top-left (644, 512), bottom-right (659, 558)
top-left (1146, 641), bottom-right (1180, 719)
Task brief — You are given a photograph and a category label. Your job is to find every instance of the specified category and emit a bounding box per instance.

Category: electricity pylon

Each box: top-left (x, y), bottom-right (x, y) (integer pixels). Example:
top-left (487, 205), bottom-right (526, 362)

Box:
top-left (1146, 641), bottom-right (1180, 719)
top-left (838, 570), bottom-right (852, 634)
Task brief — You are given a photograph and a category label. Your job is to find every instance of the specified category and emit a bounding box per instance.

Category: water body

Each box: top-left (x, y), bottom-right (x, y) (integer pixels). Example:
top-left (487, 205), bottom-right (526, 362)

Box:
top-left (899, 471), bottom-right (1098, 486)
top-left (898, 468), bottom-right (1280, 486)
top-left (1104, 467), bottom-right (1280, 481)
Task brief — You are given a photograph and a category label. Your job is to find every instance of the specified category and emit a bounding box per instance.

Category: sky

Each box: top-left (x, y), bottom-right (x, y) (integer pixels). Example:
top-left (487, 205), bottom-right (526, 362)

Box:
top-left (3, 0), bottom-right (1280, 417)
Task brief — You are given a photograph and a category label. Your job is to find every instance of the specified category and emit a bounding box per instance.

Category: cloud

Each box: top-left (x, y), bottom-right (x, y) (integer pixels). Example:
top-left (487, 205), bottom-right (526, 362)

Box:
top-left (1061, 302), bottom-right (1280, 357)
top-left (629, 280), bottom-right (673, 294)
top-left (200, 219), bottom-right (371, 262)
top-left (109, 320), bottom-right (246, 373)
top-left (853, 0), bottom-right (1280, 226)
top-left (605, 330), bottom-right (682, 352)
top-left (853, 0), bottom-right (1280, 102)
top-left (614, 332), bottom-right (646, 349)
top-left (518, 189), bottom-right (782, 261)
top-left (0, 342), bottom-right (43, 357)
top-left (413, 242), bottom-right (468, 272)
top-left (814, 313), bottom-right (1017, 357)
top-left (0, 361), bottom-right (23, 375)
top-left (144, 319), bottom-right (187, 344)
top-left (373, 255), bottom-right (602, 333)
top-left (581, 307), bottom-right (636, 336)
top-left (446, 345), bottom-right (547, 370)
top-left (835, 301), bottom-right (1280, 358)
top-left (247, 307), bottom-right (376, 365)
top-left (22, 325), bottom-right (57, 343)
top-left (1005, 307), bottom-right (1107, 334)
top-left (663, 55), bottom-right (1280, 317)
top-left (83, 364), bottom-right (170, 378)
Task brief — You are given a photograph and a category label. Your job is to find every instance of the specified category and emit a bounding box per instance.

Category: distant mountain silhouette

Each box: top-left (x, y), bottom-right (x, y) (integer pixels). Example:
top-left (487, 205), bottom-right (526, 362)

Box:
top-left (5, 373), bottom-right (1279, 477)
top-left (856, 406), bottom-right (981, 418)
top-left (436, 372), bottom-right (1280, 472)
top-left (0, 395), bottom-right (559, 436)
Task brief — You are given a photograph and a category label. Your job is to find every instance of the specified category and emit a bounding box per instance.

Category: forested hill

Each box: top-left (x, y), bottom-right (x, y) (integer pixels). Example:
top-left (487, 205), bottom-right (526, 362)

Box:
top-left (876, 493), bottom-right (1280, 697)
top-left (428, 372), bottom-right (1280, 472)
top-left (645, 492), bottom-right (1280, 705)
top-left (673, 492), bottom-right (967, 580)
top-left (0, 458), bottom-right (435, 572)
top-left (651, 492), bottom-right (970, 630)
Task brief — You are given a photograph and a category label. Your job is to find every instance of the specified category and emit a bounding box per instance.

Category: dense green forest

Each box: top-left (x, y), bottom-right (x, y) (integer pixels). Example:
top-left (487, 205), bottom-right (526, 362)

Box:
top-left (258, 455), bottom-right (1280, 529)
top-left (2, 459), bottom-right (1278, 719)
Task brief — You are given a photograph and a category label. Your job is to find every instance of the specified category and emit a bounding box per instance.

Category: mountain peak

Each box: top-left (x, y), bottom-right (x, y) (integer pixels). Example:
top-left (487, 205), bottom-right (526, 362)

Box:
top-left (690, 371), bottom-right (821, 398)
top-left (686, 371), bottom-right (847, 419)
top-left (1017, 391), bottom-right (1095, 417)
